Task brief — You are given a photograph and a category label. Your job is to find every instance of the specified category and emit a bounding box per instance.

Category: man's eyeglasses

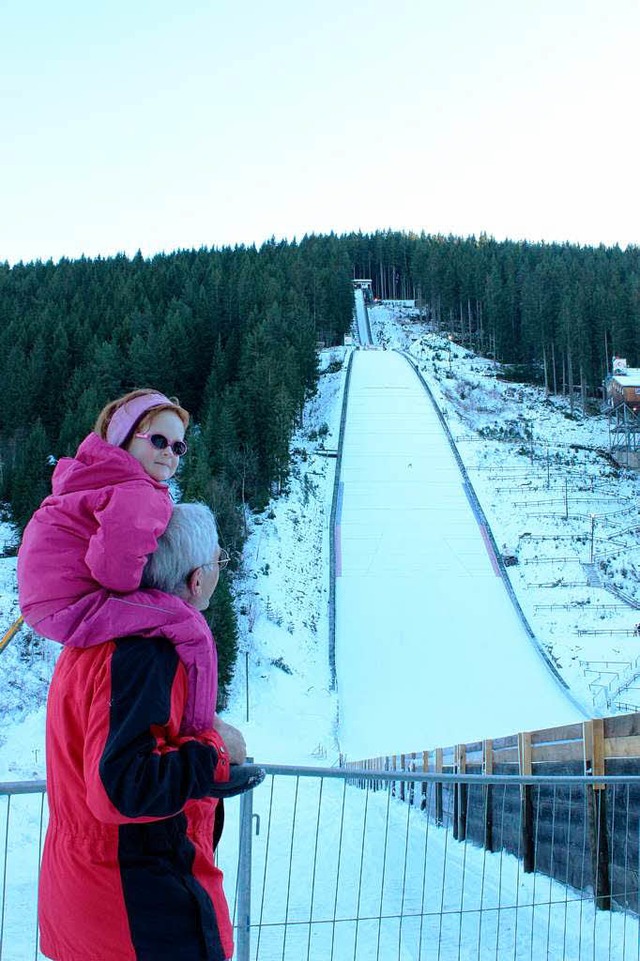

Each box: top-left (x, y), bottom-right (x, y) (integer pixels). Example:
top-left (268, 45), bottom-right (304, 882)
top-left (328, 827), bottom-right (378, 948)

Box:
top-left (201, 549), bottom-right (231, 572)
top-left (187, 550), bottom-right (231, 584)
top-left (135, 432), bottom-right (188, 457)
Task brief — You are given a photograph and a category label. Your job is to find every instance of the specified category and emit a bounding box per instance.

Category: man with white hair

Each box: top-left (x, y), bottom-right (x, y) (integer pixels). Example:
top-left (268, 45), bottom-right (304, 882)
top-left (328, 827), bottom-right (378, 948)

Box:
top-left (142, 501), bottom-right (248, 762)
top-left (39, 502), bottom-right (262, 961)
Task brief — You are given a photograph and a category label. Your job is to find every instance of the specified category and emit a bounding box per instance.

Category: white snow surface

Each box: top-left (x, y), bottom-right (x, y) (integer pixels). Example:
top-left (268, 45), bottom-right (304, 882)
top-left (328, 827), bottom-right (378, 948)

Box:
top-left (336, 348), bottom-right (585, 761)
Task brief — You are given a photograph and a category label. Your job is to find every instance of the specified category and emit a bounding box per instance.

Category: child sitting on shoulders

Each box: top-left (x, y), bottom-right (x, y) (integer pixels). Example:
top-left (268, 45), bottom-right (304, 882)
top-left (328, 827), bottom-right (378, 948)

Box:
top-left (18, 388), bottom-right (219, 734)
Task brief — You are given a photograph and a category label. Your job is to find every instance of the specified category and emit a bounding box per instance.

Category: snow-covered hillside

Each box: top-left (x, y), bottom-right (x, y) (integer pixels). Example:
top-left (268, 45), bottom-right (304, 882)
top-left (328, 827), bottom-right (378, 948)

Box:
top-left (1, 304), bottom-right (640, 780)
top-left (371, 302), bottom-right (640, 719)
top-left (0, 348), bottom-right (349, 778)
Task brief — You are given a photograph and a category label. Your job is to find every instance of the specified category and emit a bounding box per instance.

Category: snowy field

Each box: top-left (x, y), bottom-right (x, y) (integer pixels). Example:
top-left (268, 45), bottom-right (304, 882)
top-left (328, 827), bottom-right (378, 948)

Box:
top-left (1, 303), bottom-right (640, 959)
top-left (336, 347), bottom-right (586, 762)
top-left (369, 302), bottom-right (640, 722)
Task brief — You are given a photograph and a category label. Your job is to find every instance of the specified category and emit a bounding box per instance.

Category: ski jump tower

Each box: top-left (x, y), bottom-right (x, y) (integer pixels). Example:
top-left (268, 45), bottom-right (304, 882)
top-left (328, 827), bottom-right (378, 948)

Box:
top-left (352, 278), bottom-right (373, 306)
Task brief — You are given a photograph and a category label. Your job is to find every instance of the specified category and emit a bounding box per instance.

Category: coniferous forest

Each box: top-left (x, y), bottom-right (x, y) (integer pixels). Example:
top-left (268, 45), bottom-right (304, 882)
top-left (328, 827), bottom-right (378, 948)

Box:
top-left (2, 230), bottom-right (639, 699)
top-left (344, 231), bottom-right (640, 401)
top-left (0, 236), bottom-right (353, 698)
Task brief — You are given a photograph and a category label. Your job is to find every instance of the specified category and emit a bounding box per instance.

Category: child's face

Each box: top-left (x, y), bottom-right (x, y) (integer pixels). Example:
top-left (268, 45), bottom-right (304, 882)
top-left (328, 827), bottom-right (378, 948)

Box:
top-left (126, 410), bottom-right (186, 483)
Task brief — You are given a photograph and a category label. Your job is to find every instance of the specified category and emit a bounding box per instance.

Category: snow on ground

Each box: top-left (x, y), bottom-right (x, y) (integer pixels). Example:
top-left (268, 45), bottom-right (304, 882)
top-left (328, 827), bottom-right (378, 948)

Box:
top-left (335, 347), bottom-right (586, 762)
top-left (0, 515), bottom-right (53, 782)
top-left (222, 347), bottom-right (346, 765)
top-left (370, 301), bottom-right (640, 721)
top-left (217, 773), bottom-right (639, 961)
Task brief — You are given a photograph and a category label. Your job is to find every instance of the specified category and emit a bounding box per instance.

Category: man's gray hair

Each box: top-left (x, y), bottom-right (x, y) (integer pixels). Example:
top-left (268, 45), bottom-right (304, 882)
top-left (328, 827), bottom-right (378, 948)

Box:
top-left (142, 502), bottom-right (219, 596)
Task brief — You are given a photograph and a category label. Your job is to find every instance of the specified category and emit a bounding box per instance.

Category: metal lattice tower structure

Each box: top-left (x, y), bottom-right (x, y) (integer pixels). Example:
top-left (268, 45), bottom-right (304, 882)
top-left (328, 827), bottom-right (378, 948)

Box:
top-left (608, 402), bottom-right (640, 469)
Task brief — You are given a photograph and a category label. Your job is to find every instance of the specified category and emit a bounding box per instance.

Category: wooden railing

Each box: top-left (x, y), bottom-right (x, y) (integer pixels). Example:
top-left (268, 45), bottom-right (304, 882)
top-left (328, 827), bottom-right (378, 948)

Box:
top-left (346, 712), bottom-right (640, 913)
top-left (348, 712), bottom-right (640, 780)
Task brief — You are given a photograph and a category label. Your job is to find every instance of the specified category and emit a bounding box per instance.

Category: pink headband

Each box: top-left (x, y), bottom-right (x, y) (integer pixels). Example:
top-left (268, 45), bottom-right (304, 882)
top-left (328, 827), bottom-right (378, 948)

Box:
top-left (106, 392), bottom-right (174, 447)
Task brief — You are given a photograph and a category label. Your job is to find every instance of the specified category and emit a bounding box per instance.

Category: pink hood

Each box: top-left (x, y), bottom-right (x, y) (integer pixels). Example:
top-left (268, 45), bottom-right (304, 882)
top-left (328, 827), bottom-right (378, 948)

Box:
top-left (18, 433), bottom-right (173, 622)
top-left (52, 431), bottom-right (169, 495)
top-left (17, 432), bottom-right (218, 732)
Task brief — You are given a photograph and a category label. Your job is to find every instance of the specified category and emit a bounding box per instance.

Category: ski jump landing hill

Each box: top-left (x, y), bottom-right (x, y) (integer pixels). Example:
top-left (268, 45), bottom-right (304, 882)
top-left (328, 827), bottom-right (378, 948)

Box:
top-left (335, 291), bottom-right (588, 760)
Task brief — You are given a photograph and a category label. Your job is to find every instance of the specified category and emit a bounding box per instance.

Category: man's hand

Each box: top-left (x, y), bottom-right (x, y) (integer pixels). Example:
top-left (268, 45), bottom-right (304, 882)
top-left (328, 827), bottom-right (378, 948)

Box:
top-left (213, 716), bottom-right (247, 765)
top-left (210, 764), bottom-right (265, 799)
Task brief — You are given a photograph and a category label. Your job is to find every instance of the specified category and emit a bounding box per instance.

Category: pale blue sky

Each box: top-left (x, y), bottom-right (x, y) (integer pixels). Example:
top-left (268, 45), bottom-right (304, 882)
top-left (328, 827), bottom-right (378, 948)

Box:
top-left (1, 0), bottom-right (638, 264)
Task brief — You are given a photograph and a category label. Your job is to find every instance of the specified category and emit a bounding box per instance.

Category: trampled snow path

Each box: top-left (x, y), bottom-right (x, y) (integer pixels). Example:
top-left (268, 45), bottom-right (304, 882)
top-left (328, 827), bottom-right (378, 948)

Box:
top-left (335, 349), bottom-right (588, 761)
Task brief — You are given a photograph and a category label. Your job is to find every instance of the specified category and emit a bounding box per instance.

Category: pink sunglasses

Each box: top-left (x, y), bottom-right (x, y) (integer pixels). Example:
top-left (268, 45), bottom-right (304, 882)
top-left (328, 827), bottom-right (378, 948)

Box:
top-left (134, 432), bottom-right (188, 457)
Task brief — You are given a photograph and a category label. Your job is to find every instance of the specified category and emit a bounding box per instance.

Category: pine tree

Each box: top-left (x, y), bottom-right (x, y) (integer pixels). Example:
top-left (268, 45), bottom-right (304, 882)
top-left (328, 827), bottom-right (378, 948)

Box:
top-left (207, 574), bottom-right (238, 711)
top-left (10, 420), bottom-right (51, 529)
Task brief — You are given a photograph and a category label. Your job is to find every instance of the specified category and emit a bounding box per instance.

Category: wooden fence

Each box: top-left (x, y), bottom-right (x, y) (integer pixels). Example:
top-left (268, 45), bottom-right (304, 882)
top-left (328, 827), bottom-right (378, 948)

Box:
top-left (346, 712), bottom-right (640, 914)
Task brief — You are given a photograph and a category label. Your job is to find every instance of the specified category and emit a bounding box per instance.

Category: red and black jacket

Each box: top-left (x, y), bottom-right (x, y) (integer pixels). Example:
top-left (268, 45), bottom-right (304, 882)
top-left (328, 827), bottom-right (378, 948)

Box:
top-left (39, 636), bottom-right (236, 961)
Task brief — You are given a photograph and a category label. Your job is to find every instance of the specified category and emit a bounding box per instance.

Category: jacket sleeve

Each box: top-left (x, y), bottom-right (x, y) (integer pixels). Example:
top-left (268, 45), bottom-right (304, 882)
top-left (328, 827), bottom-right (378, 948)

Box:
top-left (85, 487), bottom-right (172, 592)
top-left (84, 638), bottom-right (230, 823)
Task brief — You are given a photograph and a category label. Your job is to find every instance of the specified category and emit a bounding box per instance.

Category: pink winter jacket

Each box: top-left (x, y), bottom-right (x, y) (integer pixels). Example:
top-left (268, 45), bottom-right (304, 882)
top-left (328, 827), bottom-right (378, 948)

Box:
top-left (17, 433), bottom-right (217, 733)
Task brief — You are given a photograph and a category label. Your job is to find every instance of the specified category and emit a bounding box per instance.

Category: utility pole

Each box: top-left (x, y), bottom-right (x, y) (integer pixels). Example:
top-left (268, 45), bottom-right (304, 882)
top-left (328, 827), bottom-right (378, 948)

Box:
top-left (245, 650), bottom-right (250, 723)
top-left (546, 444), bottom-right (550, 489)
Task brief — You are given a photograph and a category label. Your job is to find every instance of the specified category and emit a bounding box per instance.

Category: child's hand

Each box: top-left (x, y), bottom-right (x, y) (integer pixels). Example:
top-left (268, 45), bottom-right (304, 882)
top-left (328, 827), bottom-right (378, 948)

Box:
top-left (213, 717), bottom-right (247, 765)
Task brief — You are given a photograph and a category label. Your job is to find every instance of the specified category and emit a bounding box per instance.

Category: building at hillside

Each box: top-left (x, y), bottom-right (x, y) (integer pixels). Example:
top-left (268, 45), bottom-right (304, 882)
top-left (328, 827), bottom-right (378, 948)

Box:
top-left (606, 358), bottom-right (640, 468)
top-left (607, 360), bottom-right (640, 411)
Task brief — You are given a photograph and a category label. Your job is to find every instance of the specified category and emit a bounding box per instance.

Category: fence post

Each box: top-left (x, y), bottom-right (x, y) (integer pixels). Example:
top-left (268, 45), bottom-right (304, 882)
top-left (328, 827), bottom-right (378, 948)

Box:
top-left (421, 750), bottom-right (429, 812)
top-left (236, 783), bottom-right (254, 961)
top-left (518, 732), bottom-right (534, 873)
top-left (584, 719), bottom-right (611, 910)
top-left (435, 749), bottom-right (443, 826)
top-left (483, 739), bottom-right (494, 852)
top-left (455, 744), bottom-right (467, 842)
top-left (408, 753), bottom-right (416, 806)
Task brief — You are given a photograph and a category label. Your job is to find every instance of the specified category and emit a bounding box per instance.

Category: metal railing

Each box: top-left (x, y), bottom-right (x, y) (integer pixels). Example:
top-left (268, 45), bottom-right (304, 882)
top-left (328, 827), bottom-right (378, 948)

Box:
top-left (0, 781), bottom-right (47, 961)
top-left (2, 768), bottom-right (640, 960)
top-left (328, 347), bottom-right (354, 691)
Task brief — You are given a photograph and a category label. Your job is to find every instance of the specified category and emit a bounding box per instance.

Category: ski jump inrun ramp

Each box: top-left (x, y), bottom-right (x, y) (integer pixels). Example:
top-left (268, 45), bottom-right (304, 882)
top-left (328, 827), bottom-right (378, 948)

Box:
top-left (335, 295), bottom-right (587, 760)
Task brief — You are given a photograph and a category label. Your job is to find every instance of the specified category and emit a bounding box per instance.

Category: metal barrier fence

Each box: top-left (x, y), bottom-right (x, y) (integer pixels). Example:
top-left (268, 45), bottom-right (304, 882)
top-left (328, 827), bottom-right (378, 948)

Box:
top-left (0, 781), bottom-right (46, 961)
top-left (2, 768), bottom-right (640, 961)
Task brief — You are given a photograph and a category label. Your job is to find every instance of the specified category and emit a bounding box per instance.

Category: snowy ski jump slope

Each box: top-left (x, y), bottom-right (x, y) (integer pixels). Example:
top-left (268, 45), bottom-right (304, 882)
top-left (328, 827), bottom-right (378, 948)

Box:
top-left (335, 297), bottom-right (588, 760)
